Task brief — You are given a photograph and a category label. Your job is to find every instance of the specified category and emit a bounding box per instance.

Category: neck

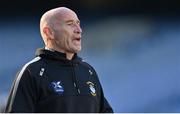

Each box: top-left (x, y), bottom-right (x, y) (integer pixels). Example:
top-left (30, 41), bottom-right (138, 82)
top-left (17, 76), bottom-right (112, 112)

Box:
top-left (66, 53), bottom-right (74, 60)
top-left (45, 46), bottom-right (74, 60)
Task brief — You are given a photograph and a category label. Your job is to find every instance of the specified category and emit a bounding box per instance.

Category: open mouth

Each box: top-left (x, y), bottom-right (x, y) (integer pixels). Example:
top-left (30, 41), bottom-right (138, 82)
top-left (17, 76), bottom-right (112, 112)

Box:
top-left (74, 37), bottom-right (81, 41)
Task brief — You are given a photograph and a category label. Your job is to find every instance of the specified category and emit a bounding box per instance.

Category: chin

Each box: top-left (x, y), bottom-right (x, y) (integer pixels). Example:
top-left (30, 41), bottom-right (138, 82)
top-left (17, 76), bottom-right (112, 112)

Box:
top-left (74, 48), bottom-right (81, 53)
top-left (75, 50), bottom-right (81, 53)
top-left (74, 47), bottom-right (81, 52)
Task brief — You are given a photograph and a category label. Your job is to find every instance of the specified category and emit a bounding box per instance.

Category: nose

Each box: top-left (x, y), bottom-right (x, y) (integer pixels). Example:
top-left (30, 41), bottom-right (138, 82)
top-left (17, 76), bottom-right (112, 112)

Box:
top-left (74, 25), bottom-right (82, 34)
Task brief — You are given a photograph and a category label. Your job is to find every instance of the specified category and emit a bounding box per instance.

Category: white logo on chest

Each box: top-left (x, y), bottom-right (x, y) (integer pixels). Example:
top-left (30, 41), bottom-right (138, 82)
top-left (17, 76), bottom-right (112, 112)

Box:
top-left (39, 68), bottom-right (45, 76)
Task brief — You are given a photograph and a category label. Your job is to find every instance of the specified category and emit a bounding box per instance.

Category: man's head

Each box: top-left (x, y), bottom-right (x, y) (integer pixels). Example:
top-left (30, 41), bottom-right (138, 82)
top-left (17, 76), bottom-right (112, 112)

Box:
top-left (40, 7), bottom-right (82, 55)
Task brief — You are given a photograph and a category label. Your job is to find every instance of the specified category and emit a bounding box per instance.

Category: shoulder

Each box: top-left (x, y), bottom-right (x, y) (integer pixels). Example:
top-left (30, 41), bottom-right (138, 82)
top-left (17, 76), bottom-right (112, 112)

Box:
top-left (75, 55), bottom-right (92, 68)
top-left (12, 57), bottom-right (42, 90)
top-left (79, 59), bottom-right (103, 89)
top-left (79, 59), bottom-right (98, 75)
top-left (79, 59), bottom-right (94, 69)
top-left (17, 57), bottom-right (42, 78)
top-left (22, 57), bottom-right (42, 71)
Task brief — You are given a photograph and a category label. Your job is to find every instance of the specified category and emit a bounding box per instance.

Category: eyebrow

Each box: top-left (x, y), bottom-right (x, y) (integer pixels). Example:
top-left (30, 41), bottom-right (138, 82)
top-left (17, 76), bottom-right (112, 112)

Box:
top-left (65, 19), bottom-right (80, 23)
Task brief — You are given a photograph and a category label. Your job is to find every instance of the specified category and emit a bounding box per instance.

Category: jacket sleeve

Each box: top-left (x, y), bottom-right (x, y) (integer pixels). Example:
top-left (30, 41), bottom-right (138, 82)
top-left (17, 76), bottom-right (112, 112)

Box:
top-left (5, 68), bottom-right (37, 112)
top-left (91, 68), bottom-right (113, 113)
top-left (99, 87), bottom-right (114, 113)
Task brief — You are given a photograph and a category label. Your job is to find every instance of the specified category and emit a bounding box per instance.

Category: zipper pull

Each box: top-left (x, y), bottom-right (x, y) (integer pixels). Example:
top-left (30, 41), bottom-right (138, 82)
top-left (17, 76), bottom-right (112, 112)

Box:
top-left (74, 82), bottom-right (77, 87)
top-left (78, 89), bottom-right (81, 94)
top-left (74, 82), bottom-right (80, 94)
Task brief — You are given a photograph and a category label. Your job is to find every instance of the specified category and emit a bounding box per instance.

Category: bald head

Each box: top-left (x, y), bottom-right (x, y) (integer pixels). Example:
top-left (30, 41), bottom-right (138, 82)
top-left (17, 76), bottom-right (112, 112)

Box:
top-left (40, 7), bottom-right (77, 43)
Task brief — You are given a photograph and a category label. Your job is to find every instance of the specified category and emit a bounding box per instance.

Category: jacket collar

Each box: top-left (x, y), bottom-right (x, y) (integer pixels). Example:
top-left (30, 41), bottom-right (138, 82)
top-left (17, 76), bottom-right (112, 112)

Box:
top-left (35, 48), bottom-right (82, 62)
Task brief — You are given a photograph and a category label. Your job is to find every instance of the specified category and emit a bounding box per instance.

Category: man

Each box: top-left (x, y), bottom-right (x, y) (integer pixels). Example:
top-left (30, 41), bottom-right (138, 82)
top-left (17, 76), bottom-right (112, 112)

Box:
top-left (5, 7), bottom-right (113, 113)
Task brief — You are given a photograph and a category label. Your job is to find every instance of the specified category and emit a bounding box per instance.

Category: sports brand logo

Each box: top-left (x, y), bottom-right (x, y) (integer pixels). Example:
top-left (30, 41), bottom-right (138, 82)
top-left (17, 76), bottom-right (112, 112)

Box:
top-left (50, 81), bottom-right (64, 94)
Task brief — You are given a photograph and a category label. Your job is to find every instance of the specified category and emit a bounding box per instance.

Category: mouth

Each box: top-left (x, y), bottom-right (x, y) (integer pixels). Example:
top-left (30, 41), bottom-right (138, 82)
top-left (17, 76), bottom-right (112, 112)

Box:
top-left (73, 37), bottom-right (81, 41)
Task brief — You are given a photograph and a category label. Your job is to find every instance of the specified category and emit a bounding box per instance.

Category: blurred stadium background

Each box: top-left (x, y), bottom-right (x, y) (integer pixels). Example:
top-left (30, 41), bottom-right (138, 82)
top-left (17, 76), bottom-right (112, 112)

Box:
top-left (0, 0), bottom-right (180, 112)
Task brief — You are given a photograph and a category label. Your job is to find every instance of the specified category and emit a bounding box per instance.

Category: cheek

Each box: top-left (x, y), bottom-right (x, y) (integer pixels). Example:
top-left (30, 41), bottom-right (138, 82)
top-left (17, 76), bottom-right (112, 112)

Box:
top-left (61, 29), bottom-right (72, 39)
top-left (62, 33), bottom-right (73, 48)
top-left (54, 28), bottom-right (73, 47)
top-left (63, 31), bottom-right (73, 44)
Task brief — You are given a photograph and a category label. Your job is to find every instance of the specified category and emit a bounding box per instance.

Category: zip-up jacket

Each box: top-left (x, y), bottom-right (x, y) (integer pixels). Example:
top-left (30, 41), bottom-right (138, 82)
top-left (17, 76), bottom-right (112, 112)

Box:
top-left (5, 48), bottom-right (113, 113)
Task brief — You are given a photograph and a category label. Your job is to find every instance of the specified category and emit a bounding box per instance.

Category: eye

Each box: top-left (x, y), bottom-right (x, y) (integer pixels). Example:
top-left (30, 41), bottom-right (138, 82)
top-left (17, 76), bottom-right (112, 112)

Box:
top-left (76, 21), bottom-right (80, 25)
top-left (66, 20), bottom-right (80, 26)
top-left (67, 22), bottom-right (73, 25)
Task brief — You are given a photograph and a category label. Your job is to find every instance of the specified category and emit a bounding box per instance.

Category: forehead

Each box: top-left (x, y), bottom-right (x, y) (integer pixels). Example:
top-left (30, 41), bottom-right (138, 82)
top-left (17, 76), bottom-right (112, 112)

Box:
top-left (55, 10), bottom-right (79, 22)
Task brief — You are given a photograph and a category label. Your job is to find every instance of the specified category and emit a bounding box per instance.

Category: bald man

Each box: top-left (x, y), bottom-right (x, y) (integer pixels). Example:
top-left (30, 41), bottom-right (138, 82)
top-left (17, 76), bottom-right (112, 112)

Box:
top-left (4, 7), bottom-right (113, 113)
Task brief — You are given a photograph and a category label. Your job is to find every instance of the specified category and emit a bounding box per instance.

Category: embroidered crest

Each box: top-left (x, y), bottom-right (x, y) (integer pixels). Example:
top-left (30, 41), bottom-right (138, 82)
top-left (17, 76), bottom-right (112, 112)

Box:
top-left (86, 81), bottom-right (96, 96)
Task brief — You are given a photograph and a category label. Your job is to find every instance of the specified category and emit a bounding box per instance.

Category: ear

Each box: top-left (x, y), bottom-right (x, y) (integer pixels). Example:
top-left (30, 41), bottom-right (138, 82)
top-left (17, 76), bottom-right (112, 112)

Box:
top-left (43, 27), bottom-right (54, 39)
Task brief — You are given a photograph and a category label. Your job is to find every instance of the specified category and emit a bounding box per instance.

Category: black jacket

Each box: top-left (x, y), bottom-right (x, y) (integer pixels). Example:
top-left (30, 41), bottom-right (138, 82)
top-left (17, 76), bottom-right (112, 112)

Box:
top-left (5, 48), bottom-right (113, 113)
